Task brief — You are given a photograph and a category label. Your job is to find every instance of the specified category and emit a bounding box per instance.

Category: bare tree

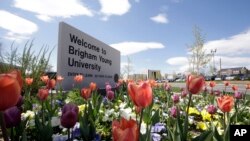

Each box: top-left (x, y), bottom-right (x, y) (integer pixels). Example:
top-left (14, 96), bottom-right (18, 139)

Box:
top-left (122, 56), bottom-right (133, 79)
top-left (188, 26), bottom-right (211, 75)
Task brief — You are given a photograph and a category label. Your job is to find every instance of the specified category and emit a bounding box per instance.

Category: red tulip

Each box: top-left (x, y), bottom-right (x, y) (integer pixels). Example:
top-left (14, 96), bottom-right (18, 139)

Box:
top-left (128, 82), bottom-right (153, 108)
top-left (112, 118), bottom-right (139, 141)
top-left (0, 70), bottom-right (21, 111)
top-left (186, 75), bottom-right (205, 94)
top-left (56, 75), bottom-right (64, 83)
top-left (47, 79), bottom-right (56, 89)
top-left (74, 74), bottom-right (83, 83)
top-left (232, 85), bottom-right (238, 91)
top-left (37, 88), bottom-right (49, 101)
top-left (25, 77), bottom-right (33, 86)
top-left (224, 81), bottom-right (230, 86)
top-left (209, 81), bottom-right (216, 88)
top-left (81, 88), bottom-right (91, 100)
top-left (9, 70), bottom-right (23, 88)
top-left (89, 82), bottom-right (97, 91)
top-left (40, 75), bottom-right (49, 83)
top-left (217, 95), bottom-right (234, 112)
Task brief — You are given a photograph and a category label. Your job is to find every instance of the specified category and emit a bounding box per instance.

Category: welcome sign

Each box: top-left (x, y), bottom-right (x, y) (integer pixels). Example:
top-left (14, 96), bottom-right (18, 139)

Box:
top-left (57, 22), bottom-right (120, 90)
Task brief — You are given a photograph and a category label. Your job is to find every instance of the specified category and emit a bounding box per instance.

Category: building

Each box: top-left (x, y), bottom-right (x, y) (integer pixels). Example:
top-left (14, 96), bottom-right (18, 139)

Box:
top-left (218, 67), bottom-right (248, 77)
top-left (148, 69), bottom-right (161, 80)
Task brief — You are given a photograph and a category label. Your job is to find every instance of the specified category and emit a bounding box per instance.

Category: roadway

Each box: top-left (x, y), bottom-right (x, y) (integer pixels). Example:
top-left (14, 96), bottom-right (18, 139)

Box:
top-left (169, 82), bottom-right (250, 95)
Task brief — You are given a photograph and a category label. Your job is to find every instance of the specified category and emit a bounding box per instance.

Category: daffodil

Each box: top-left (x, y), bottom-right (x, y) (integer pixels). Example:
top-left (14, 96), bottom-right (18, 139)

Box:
top-left (188, 107), bottom-right (200, 115)
top-left (201, 109), bottom-right (211, 121)
top-left (196, 122), bottom-right (208, 131)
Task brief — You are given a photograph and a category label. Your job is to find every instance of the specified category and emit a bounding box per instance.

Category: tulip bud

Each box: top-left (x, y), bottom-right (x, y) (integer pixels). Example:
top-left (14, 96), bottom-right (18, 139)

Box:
top-left (106, 90), bottom-right (115, 101)
top-left (206, 105), bottom-right (217, 115)
top-left (106, 84), bottom-right (112, 92)
top-left (186, 75), bottom-right (205, 94)
top-left (61, 103), bottom-right (79, 128)
top-left (47, 79), bottom-right (56, 89)
top-left (234, 91), bottom-right (243, 99)
top-left (37, 88), bottom-right (49, 101)
top-left (81, 88), bottom-right (91, 100)
top-left (170, 106), bottom-right (177, 118)
top-left (172, 94), bottom-right (180, 104)
top-left (0, 71), bottom-right (21, 111)
top-left (4, 106), bottom-right (21, 128)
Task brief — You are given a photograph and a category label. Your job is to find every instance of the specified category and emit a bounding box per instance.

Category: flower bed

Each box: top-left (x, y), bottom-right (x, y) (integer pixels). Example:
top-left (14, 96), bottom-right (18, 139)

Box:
top-left (1, 71), bottom-right (250, 141)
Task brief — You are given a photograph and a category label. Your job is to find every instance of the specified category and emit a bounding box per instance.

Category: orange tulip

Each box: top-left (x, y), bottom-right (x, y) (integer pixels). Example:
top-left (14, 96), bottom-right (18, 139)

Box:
top-left (246, 83), bottom-right (250, 89)
top-left (47, 79), bottom-right (56, 89)
top-left (209, 81), bottom-right (216, 88)
top-left (128, 82), bottom-right (153, 108)
top-left (25, 77), bottom-right (33, 86)
top-left (74, 74), bottom-right (83, 83)
top-left (186, 75), bottom-right (205, 94)
top-left (224, 81), bottom-right (230, 86)
top-left (217, 95), bottom-right (234, 112)
top-left (0, 71), bottom-right (21, 111)
top-left (81, 88), bottom-right (91, 100)
top-left (56, 75), bottom-right (64, 83)
top-left (40, 75), bottom-right (49, 83)
top-left (37, 88), bottom-right (49, 101)
top-left (232, 85), bottom-right (238, 91)
top-left (112, 118), bottom-right (139, 141)
top-left (89, 82), bottom-right (97, 91)
top-left (148, 79), bottom-right (157, 87)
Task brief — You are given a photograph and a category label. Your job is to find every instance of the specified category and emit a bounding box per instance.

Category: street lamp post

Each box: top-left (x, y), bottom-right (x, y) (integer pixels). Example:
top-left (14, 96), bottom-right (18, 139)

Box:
top-left (211, 49), bottom-right (217, 75)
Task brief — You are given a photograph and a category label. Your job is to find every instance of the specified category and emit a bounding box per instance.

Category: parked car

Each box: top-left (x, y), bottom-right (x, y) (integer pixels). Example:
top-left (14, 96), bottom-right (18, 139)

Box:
top-left (225, 76), bottom-right (235, 80)
top-left (215, 77), bottom-right (222, 81)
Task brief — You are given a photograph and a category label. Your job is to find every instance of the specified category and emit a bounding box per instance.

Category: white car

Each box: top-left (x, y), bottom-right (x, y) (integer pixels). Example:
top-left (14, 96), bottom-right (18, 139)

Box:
top-left (225, 76), bottom-right (235, 80)
top-left (215, 77), bottom-right (222, 81)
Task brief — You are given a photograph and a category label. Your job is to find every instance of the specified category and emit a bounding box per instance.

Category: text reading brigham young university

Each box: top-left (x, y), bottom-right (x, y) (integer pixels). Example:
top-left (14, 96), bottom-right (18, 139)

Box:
top-left (68, 33), bottom-right (112, 72)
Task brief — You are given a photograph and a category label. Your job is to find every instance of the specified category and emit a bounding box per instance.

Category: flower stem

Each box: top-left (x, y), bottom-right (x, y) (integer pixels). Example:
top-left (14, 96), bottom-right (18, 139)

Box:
top-left (183, 93), bottom-right (193, 140)
top-left (0, 111), bottom-right (9, 141)
top-left (138, 108), bottom-right (144, 139)
top-left (223, 112), bottom-right (226, 131)
top-left (68, 128), bottom-right (71, 141)
top-left (42, 101), bottom-right (44, 123)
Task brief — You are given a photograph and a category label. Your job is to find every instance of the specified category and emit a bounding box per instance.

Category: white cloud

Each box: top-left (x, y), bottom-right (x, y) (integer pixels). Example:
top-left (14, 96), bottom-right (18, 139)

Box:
top-left (13, 0), bottom-right (93, 22)
top-left (166, 57), bottom-right (188, 65)
top-left (204, 29), bottom-right (250, 56)
top-left (110, 42), bottom-right (165, 56)
top-left (166, 57), bottom-right (189, 73)
top-left (99, 0), bottom-right (131, 19)
top-left (0, 10), bottom-right (38, 41)
top-left (150, 13), bottom-right (169, 24)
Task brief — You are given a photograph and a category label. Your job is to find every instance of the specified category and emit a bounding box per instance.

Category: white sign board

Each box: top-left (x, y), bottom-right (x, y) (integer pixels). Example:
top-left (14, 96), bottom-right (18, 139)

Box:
top-left (57, 22), bottom-right (120, 90)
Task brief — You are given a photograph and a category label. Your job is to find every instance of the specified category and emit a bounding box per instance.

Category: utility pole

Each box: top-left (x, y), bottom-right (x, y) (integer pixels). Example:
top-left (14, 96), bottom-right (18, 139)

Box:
top-left (219, 58), bottom-right (221, 78)
top-left (211, 49), bottom-right (217, 75)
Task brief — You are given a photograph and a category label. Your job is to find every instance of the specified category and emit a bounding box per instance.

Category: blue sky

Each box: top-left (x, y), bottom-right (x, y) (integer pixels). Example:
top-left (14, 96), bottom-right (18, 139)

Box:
top-left (1, 0), bottom-right (250, 76)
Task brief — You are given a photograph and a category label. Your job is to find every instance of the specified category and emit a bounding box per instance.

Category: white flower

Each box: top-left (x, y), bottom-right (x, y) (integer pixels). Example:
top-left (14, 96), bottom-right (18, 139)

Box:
top-left (21, 110), bottom-right (35, 121)
top-left (140, 122), bottom-right (147, 135)
top-left (51, 116), bottom-right (60, 127)
top-left (120, 107), bottom-right (136, 120)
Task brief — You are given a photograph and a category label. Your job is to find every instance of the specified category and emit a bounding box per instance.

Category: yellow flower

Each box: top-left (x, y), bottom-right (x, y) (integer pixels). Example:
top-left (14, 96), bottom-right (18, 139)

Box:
top-left (188, 107), bottom-right (200, 115)
top-left (78, 104), bottom-right (86, 113)
top-left (201, 109), bottom-right (211, 121)
top-left (196, 122), bottom-right (208, 131)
